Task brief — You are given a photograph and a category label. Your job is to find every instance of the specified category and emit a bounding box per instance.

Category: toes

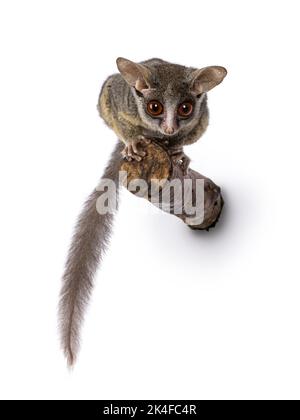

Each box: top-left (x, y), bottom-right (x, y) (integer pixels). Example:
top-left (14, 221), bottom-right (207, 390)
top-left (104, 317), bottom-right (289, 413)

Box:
top-left (121, 147), bottom-right (132, 161)
top-left (130, 154), bottom-right (141, 161)
top-left (131, 140), bottom-right (147, 158)
top-left (122, 138), bottom-right (151, 162)
top-left (131, 141), bottom-right (140, 155)
top-left (128, 146), bottom-right (142, 161)
top-left (127, 145), bottom-right (135, 158)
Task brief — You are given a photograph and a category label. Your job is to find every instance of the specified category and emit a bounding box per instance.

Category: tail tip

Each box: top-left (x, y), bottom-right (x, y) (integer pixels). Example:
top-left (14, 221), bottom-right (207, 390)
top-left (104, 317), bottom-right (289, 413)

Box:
top-left (65, 347), bottom-right (76, 369)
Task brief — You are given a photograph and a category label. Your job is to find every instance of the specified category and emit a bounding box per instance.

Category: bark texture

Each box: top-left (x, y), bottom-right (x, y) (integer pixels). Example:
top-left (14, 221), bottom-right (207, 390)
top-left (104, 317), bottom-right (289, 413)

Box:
top-left (121, 141), bottom-right (223, 230)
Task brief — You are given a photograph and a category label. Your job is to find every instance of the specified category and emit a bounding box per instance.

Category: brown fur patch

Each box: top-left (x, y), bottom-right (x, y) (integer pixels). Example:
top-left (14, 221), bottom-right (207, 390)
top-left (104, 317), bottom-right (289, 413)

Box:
top-left (120, 142), bottom-right (171, 186)
top-left (98, 78), bottom-right (113, 125)
top-left (118, 111), bottom-right (146, 128)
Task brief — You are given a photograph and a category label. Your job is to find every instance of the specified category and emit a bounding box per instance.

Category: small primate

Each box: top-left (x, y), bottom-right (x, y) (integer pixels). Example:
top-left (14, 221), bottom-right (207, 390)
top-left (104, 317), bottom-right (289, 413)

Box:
top-left (59, 58), bottom-right (227, 366)
top-left (99, 57), bottom-right (227, 172)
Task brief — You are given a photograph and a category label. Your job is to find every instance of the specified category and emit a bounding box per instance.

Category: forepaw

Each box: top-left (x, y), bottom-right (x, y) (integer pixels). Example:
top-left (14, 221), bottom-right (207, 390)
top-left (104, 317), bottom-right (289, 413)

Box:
top-left (122, 137), bottom-right (151, 162)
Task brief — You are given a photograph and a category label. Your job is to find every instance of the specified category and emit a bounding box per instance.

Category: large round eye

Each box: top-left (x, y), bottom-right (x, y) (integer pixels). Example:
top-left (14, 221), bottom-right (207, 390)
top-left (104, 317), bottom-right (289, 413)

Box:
top-left (177, 102), bottom-right (193, 117)
top-left (147, 100), bottom-right (164, 116)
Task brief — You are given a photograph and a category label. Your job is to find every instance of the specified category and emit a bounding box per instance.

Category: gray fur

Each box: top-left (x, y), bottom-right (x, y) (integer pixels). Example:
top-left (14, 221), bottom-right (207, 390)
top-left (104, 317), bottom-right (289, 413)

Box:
top-left (99, 58), bottom-right (226, 149)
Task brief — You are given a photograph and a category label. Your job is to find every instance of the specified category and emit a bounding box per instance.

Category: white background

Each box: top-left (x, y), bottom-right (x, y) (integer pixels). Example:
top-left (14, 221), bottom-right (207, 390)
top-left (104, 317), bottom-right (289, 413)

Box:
top-left (0, 0), bottom-right (299, 400)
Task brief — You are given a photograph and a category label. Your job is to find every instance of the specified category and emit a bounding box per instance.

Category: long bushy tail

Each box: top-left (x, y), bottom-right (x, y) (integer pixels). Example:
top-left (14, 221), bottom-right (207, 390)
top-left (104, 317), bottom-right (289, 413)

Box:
top-left (58, 142), bottom-right (123, 366)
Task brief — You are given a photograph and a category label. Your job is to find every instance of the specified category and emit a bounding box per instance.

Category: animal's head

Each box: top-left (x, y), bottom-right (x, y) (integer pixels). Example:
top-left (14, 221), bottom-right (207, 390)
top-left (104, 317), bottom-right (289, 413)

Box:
top-left (116, 57), bottom-right (227, 136)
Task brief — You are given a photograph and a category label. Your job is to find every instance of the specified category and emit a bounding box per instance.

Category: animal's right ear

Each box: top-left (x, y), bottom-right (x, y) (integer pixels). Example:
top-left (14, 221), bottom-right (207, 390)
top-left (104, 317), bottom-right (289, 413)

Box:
top-left (116, 57), bottom-right (152, 93)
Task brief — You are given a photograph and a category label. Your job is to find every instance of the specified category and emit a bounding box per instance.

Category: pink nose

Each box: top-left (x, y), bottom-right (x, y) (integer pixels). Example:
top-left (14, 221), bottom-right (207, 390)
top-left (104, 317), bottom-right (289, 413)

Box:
top-left (164, 127), bottom-right (175, 135)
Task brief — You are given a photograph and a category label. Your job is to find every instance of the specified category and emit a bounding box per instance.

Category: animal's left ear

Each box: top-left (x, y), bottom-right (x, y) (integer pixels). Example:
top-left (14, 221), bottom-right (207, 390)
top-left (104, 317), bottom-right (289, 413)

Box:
top-left (190, 66), bottom-right (227, 95)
